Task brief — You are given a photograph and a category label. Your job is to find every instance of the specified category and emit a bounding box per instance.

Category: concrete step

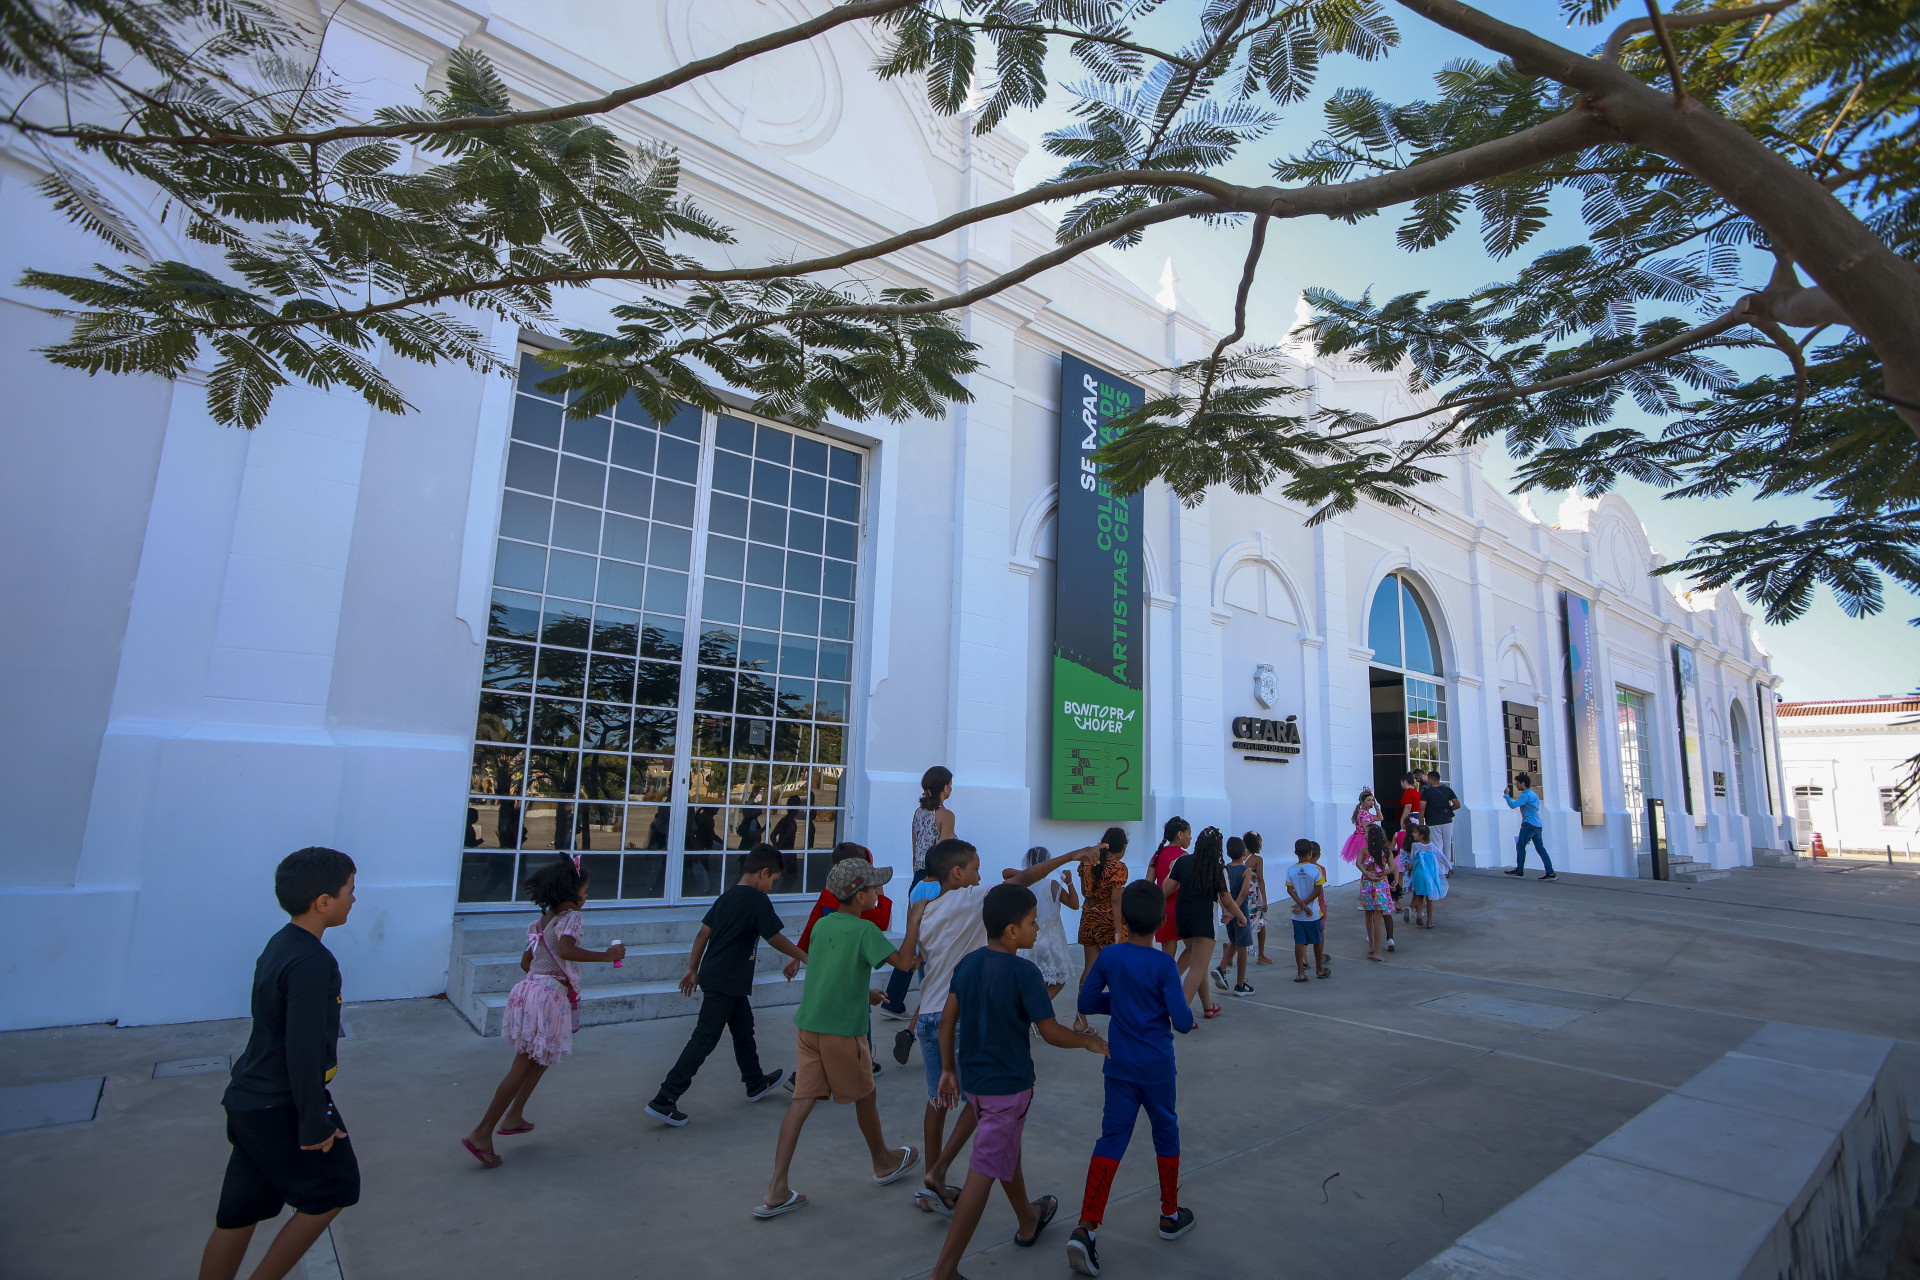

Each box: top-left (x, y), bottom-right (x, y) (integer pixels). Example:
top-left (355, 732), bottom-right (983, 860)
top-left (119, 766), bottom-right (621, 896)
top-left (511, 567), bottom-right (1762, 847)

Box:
top-left (1669, 861), bottom-right (1732, 883)
top-left (1751, 849), bottom-right (1801, 869)
top-left (456, 967), bottom-right (808, 1037)
top-left (458, 940), bottom-right (795, 994)
top-left (451, 906), bottom-right (711, 955)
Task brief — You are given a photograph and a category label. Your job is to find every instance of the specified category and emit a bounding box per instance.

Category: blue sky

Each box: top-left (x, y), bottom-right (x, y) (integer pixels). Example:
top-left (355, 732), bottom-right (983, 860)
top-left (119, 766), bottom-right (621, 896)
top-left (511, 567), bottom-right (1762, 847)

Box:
top-left (994, 2), bottom-right (1917, 701)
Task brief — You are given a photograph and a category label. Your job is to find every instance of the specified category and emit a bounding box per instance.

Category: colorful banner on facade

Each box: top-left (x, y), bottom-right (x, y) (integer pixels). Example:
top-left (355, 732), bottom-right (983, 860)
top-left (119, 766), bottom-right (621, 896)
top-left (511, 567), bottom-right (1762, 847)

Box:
top-left (1672, 643), bottom-right (1707, 825)
top-left (1052, 353), bottom-right (1144, 820)
top-left (1559, 592), bottom-right (1605, 825)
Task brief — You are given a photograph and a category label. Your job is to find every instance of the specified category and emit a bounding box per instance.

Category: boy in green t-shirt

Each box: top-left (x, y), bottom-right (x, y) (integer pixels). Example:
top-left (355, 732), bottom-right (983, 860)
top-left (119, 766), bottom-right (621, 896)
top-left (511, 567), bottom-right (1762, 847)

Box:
top-left (755, 859), bottom-right (927, 1219)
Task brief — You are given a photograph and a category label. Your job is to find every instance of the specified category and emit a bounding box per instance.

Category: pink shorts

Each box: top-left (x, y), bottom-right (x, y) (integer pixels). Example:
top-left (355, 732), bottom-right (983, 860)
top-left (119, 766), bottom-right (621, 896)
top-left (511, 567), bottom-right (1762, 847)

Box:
top-left (968, 1089), bottom-right (1033, 1182)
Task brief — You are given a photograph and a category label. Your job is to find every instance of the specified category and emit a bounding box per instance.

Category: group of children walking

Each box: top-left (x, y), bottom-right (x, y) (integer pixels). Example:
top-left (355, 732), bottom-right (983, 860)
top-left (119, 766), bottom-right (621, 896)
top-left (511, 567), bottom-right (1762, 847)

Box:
top-left (207, 773), bottom-right (1464, 1280)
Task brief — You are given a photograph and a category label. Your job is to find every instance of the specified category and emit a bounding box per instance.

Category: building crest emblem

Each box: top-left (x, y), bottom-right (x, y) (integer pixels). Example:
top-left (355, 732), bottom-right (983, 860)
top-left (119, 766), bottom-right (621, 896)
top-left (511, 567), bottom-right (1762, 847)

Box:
top-left (1253, 664), bottom-right (1277, 710)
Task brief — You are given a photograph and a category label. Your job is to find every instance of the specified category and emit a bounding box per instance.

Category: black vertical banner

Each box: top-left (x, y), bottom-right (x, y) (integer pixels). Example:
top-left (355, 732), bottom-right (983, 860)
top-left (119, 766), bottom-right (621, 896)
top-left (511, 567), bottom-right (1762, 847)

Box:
top-left (1052, 352), bottom-right (1145, 820)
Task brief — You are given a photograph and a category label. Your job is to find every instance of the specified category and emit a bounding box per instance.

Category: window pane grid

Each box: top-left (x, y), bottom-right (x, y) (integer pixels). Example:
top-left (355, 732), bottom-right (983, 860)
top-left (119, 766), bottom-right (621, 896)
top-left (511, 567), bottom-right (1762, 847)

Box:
top-left (681, 416), bottom-right (862, 897)
top-left (462, 357), bottom-right (697, 904)
top-left (462, 369), bottom-right (863, 905)
top-left (1617, 689), bottom-right (1651, 849)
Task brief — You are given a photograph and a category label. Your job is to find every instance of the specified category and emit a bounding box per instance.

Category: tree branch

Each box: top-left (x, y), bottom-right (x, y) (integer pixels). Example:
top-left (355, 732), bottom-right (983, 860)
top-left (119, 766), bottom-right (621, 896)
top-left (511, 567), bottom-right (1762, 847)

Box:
top-left (1325, 302), bottom-right (1754, 437)
top-left (158, 171), bottom-right (1240, 335)
top-left (12, 0), bottom-right (925, 149)
top-left (160, 106), bottom-right (1616, 338)
top-left (650, 195), bottom-right (1228, 351)
top-left (1191, 212), bottom-right (1270, 421)
top-left (1601, 0), bottom-right (1796, 63)
top-left (1641, 0), bottom-right (1689, 103)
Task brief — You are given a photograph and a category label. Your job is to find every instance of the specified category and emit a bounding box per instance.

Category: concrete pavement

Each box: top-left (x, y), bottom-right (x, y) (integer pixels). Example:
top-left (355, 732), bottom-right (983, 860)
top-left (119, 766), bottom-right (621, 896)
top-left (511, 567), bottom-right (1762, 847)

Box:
top-left (5, 862), bottom-right (1919, 1280)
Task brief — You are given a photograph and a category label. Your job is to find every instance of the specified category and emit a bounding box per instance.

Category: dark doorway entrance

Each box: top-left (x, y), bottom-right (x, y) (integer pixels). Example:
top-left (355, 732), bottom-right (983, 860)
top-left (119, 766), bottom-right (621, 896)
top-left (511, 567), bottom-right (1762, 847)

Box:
top-left (1371, 668), bottom-right (1410, 827)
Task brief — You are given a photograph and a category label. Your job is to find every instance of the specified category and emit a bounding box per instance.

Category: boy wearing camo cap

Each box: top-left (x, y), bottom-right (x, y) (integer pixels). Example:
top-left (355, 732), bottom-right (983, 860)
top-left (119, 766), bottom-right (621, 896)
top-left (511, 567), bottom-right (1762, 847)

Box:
top-left (755, 857), bottom-right (930, 1219)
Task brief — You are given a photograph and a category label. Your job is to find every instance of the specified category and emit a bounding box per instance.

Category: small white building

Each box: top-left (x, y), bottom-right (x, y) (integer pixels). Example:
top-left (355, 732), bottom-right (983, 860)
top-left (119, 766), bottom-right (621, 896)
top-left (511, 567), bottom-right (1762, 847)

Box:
top-left (0, 0), bottom-right (1794, 1032)
top-left (1778, 697), bottom-right (1920, 856)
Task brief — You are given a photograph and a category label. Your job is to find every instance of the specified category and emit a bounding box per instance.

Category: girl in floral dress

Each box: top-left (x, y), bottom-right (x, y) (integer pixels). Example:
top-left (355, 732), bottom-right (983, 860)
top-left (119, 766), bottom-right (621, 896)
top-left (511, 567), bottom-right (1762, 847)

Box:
top-left (1074, 827), bottom-right (1130, 1033)
top-left (1357, 824), bottom-right (1396, 962)
top-left (461, 857), bottom-right (625, 1168)
top-left (1340, 789), bottom-right (1383, 864)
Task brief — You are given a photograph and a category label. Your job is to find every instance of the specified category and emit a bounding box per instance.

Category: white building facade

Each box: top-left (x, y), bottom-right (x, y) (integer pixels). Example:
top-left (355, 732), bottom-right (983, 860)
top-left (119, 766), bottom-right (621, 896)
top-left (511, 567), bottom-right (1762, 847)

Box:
top-left (1778, 697), bottom-right (1920, 856)
top-left (0, 0), bottom-right (1793, 1031)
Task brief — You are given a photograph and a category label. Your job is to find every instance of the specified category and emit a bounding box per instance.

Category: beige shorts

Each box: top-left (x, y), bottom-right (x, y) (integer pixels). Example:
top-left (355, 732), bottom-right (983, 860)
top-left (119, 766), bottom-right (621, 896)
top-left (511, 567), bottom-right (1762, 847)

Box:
top-left (793, 1029), bottom-right (875, 1104)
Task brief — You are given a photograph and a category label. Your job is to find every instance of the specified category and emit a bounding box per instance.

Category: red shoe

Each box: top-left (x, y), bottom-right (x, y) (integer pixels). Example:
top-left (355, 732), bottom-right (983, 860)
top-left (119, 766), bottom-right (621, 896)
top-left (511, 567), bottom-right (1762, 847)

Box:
top-left (1203, 1004), bottom-right (1223, 1019)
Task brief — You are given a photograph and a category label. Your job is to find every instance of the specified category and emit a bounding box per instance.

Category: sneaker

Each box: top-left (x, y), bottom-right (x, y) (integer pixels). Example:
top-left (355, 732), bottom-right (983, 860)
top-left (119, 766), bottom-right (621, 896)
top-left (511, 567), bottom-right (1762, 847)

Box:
top-left (1504, 868), bottom-right (1525, 877)
top-left (871, 1061), bottom-right (882, 1076)
top-left (782, 1074), bottom-right (795, 1092)
top-left (1067, 1227), bottom-right (1101, 1276)
top-left (1541, 871), bottom-right (1559, 880)
top-left (877, 1004), bottom-right (908, 1021)
top-left (1209, 968), bottom-right (1228, 992)
top-left (1233, 982), bottom-right (1254, 997)
top-left (1158, 1206), bottom-right (1196, 1240)
top-left (745, 1070), bottom-right (783, 1102)
top-left (1385, 938), bottom-right (1395, 952)
top-left (644, 1100), bottom-right (688, 1127)
top-left (892, 1027), bottom-right (915, 1066)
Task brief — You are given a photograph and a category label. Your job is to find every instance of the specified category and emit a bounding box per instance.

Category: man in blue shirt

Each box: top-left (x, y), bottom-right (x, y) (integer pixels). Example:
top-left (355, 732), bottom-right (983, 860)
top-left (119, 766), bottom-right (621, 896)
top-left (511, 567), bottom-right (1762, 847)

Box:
top-left (1504, 773), bottom-right (1558, 879)
top-left (1069, 881), bottom-right (1198, 1275)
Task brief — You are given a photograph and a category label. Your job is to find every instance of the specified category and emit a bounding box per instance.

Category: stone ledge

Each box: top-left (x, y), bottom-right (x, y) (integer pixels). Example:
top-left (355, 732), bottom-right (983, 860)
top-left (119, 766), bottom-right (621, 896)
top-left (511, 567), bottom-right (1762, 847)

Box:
top-left (1402, 1023), bottom-right (1906, 1280)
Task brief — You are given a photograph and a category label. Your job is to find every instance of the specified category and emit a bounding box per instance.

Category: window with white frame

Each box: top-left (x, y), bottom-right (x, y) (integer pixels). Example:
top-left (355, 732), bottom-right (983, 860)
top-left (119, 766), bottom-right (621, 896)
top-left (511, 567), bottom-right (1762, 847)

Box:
top-left (1617, 688), bottom-right (1654, 849)
top-left (458, 351), bottom-right (864, 905)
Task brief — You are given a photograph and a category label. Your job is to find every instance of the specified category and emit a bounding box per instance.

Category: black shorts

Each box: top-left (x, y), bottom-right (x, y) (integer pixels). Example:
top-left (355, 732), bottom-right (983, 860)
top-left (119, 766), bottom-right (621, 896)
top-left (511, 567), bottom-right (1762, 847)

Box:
top-left (217, 1099), bottom-right (360, 1228)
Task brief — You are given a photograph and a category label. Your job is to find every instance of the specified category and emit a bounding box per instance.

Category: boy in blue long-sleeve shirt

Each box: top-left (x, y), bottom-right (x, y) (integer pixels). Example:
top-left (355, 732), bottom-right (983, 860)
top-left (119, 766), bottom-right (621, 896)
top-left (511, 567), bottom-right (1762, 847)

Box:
top-left (1068, 880), bottom-right (1197, 1276)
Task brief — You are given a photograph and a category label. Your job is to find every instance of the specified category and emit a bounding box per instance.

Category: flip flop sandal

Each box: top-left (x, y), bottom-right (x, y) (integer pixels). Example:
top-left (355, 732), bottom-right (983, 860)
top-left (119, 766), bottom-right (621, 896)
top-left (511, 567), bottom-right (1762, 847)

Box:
top-left (1014, 1195), bottom-right (1059, 1247)
top-left (1293, 974), bottom-right (1310, 983)
top-left (753, 1191), bottom-right (807, 1219)
top-left (873, 1146), bottom-right (919, 1186)
top-left (460, 1137), bottom-right (501, 1169)
top-left (915, 1186), bottom-right (961, 1217)
top-left (1316, 967), bottom-right (1332, 979)
top-left (495, 1122), bottom-right (535, 1136)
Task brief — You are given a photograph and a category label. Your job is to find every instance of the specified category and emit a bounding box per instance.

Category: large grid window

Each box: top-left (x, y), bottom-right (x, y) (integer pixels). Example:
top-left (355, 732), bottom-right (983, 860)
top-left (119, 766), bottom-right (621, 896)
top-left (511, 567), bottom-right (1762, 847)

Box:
top-left (1617, 688), bottom-right (1653, 849)
top-left (681, 416), bottom-right (861, 897)
top-left (458, 356), bottom-right (863, 905)
top-left (1405, 677), bottom-right (1448, 779)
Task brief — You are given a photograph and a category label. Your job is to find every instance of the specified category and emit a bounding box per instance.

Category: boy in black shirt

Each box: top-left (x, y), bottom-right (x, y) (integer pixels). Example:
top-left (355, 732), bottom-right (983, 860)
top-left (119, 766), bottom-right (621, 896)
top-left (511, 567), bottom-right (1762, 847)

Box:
top-left (646, 844), bottom-right (806, 1126)
top-left (200, 847), bottom-right (359, 1280)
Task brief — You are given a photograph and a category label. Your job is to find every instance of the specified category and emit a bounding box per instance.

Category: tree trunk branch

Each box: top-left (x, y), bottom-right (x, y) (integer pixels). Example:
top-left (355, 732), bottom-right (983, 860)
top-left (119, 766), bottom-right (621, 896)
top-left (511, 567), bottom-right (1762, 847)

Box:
top-left (1602, 0), bottom-right (1795, 62)
top-left (17, 0), bottom-right (926, 148)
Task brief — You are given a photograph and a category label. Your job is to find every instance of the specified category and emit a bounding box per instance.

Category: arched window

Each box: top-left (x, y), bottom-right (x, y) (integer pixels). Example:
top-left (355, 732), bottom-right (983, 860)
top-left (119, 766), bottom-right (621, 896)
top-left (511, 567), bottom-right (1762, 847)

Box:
top-left (1367, 573), bottom-right (1449, 817)
top-left (1368, 573), bottom-right (1442, 676)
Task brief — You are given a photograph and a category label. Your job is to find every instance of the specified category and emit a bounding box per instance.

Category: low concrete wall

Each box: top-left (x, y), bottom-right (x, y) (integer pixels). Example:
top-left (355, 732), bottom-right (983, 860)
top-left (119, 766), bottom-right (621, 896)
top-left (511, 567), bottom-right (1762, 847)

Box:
top-left (1405, 1023), bottom-right (1907, 1280)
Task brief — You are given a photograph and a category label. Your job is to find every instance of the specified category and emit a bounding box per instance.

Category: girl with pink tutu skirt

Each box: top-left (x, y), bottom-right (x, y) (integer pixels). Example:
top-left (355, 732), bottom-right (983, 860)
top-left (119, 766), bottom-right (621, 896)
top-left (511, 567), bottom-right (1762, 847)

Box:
top-left (1340, 789), bottom-right (1383, 864)
top-left (462, 856), bottom-right (625, 1168)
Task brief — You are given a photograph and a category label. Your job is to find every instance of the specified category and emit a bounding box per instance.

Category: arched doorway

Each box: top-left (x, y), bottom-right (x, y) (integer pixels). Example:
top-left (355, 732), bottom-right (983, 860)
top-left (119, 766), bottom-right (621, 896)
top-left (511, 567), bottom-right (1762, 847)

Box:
top-left (1730, 698), bottom-right (1758, 849)
top-left (1368, 573), bottom-right (1447, 829)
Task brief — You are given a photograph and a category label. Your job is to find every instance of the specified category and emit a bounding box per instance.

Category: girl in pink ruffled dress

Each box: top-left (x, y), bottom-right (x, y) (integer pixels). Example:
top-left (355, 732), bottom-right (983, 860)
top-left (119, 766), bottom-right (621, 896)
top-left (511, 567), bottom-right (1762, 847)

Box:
top-left (462, 856), bottom-right (625, 1168)
top-left (1340, 789), bottom-right (1383, 864)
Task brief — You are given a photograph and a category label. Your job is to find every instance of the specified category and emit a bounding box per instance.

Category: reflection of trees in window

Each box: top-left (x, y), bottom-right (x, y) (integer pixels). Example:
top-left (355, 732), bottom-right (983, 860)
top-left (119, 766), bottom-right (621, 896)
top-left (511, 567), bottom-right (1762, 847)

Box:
top-left (531, 699), bottom-right (581, 747)
top-left (535, 648), bottom-right (586, 697)
top-left (698, 626), bottom-right (739, 667)
top-left (483, 641), bottom-right (534, 690)
top-left (640, 621), bottom-right (682, 662)
top-left (540, 606), bottom-right (591, 651)
top-left (636, 660), bottom-right (679, 707)
top-left (476, 692), bottom-right (528, 743)
top-left (696, 667), bottom-right (736, 711)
